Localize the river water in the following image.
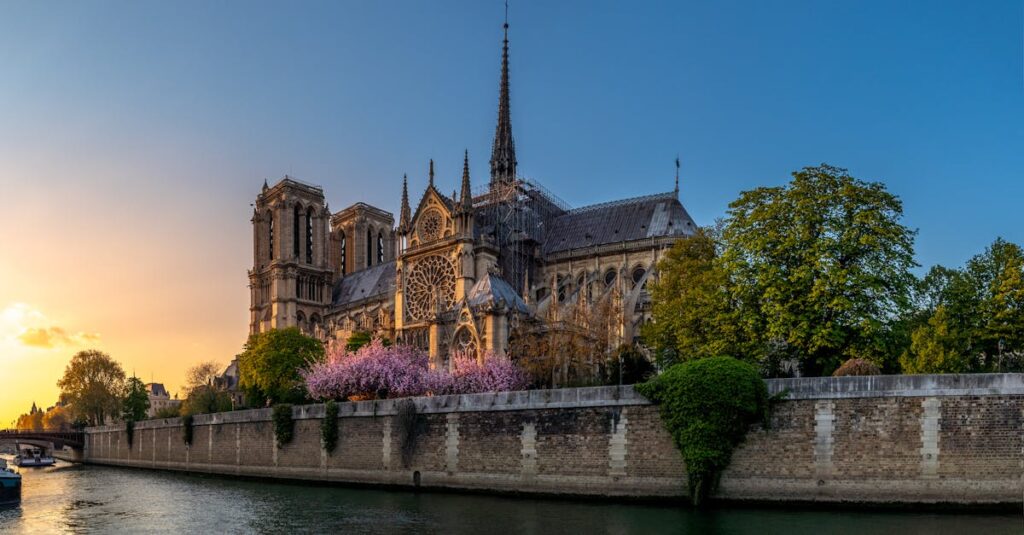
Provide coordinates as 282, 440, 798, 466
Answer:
0, 460, 1020, 534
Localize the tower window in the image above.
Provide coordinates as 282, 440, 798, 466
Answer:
366, 228, 372, 266
377, 232, 384, 264
293, 206, 300, 258
306, 208, 313, 264
268, 214, 274, 260
340, 231, 347, 276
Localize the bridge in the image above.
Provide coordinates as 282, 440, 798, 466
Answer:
0, 430, 86, 462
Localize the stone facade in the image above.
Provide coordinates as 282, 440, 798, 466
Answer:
84, 374, 1024, 505
246, 22, 697, 369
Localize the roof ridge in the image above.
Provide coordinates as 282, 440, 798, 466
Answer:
564, 191, 677, 215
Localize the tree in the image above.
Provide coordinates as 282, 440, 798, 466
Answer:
900, 306, 971, 373
720, 164, 917, 376
642, 227, 748, 369
181, 385, 232, 416
122, 377, 150, 422
185, 361, 222, 393
43, 406, 71, 430
238, 327, 325, 405
57, 350, 126, 426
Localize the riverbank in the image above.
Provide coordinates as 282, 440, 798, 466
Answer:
83, 374, 1024, 507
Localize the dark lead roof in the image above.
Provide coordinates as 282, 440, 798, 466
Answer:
541, 192, 696, 256
331, 261, 396, 308
467, 272, 529, 314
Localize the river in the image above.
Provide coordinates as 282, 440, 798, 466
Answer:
0, 460, 1020, 534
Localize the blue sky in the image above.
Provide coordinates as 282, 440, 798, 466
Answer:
0, 1, 1022, 410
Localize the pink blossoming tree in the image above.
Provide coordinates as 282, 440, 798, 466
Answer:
302, 339, 530, 401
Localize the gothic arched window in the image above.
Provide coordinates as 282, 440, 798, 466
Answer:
452, 327, 479, 361
377, 232, 384, 264
604, 269, 617, 287
268, 213, 274, 260
366, 228, 373, 266
293, 206, 300, 258
340, 231, 347, 276
632, 266, 646, 288
305, 208, 314, 264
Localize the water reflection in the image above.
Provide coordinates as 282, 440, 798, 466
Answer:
0, 459, 1019, 534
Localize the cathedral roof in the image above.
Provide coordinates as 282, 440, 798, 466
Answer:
467, 272, 529, 314
331, 261, 396, 309
541, 192, 697, 256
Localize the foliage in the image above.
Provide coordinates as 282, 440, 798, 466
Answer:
303, 340, 530, 400
15, 410, 44, 431
42, 406, 71, 431
182, 414, 194, 445
321, 400, 339, 453
636, 357, 768, 507
604, 345, 657, 385
426, 353, 531, 395
645, 165, 917, 376
239, 327, 325, 405
57, 350, 127, 426
643, 226, 747, 369
125, 419, 135, 447
185, 361, 223, 392
344, 331, 391, 352
154, 405, 181, 419
899, 239, 1024, 373
181, 385, 233, 416
832, 358, 882, 377
122, 377, 150, 422
271, 404, 294, 447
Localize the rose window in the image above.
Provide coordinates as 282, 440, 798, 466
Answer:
405, 254, 456, 321
419, 210, 443, 242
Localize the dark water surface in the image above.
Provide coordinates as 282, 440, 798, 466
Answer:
0, 460, 1020, 534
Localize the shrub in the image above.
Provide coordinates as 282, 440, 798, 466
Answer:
832, 358, 882, 377
321, 400, 339, 453
154, 405, 181, 419
636, 356, 768, 507
426, 353, 530, 395
303, 341, 530, 401
272, 404, 294, 447
182, 414, 194, 445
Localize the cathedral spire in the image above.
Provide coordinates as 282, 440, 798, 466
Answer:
489, 10, 517, 188
399, 174, 411, 233
674, 155, 680, 196
460, 149, 473, 211
428, 159, 435, 188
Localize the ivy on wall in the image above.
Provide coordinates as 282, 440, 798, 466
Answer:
272, 404, 294, 447
636, 356, 768, 507
321, 400, 339, 453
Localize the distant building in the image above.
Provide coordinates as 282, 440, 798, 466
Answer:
146, 383, 181, 418
214, 359, 244, 407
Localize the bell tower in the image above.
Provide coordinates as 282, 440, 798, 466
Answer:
249, 176, 332, 337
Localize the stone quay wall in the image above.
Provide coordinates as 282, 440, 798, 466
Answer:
83, 374, 1024, 505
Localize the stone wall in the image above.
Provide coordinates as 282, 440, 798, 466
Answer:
84, 375, 1024, 505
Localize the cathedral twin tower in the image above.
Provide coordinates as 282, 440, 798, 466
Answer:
249, 19, 696, 368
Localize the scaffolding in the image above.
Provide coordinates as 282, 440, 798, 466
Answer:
472, 176, 569, 297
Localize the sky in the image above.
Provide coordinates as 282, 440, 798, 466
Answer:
0, 0, 1021, 425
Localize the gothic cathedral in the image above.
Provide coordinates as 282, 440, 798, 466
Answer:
248, 21, 697, 370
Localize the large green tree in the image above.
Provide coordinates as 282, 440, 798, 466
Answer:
57, 350, 126, 426
122, 377, 150, 422
646, 164, 917, 376
238, 327, 324, 405
643, 227, 747, 369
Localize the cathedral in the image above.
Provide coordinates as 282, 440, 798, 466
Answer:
248, 20, 697, 370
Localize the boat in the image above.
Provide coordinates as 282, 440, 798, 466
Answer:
12, 446, 55, 468
0, 459, 21, 504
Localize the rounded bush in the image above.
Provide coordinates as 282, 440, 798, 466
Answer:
832, 358, 881, 377
636, 356, 767, 506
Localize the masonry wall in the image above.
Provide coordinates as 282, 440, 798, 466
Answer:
84, 375, 1024, 505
